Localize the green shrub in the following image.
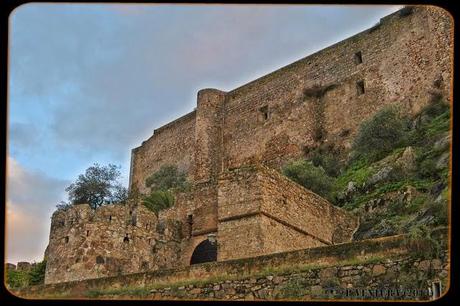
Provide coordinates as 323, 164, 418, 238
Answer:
336, 160, 374, 190
422, 96, 450, 119
145, 164, 189, 191
6, 260, 47, 289
142, 190, 175, 216
407, 98, 450, 146
6, 269, 29, 289
352, 106, 409, 162
425, 111, 450, 137
423, 192, 449, 227
405, 225, 442, 259
311, 149, 342, 177
283, 160, 336, 201
417, 159, 439, 179
405, 195, 428, 214
28, 260, 47, 286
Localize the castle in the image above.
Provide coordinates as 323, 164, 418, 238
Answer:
44, 6, 452, 285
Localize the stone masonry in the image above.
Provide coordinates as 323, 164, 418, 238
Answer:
21, 229, 449, 300
44, 6, 452, 285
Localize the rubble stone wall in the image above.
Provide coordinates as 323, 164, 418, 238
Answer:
44, 203, 183, 284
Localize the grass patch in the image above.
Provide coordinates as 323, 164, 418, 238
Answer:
336, 162, 374, 191
425, 111, 450, 137
342, 179, 435, 211
85, 286, 151, 298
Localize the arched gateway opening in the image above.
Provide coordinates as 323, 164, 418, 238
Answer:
190, 239, 217, 265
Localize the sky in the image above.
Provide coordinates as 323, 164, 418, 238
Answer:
6, 3, 402, 264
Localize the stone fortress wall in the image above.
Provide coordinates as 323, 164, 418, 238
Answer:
221, 6, 451, 172
44, 6, 452, 285
130, 5, 452, 189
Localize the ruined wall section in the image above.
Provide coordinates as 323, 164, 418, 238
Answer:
217, 166, 358, 261
130, 111, 196, 194
45, 203, 183, 284
222, 6, 452, 171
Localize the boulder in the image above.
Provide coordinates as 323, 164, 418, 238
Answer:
360, 219, 397, 239
434, 133, 451, 151
435, 152, 450, 170
347, 181, 357, 193
367, 166, 393, 186
372, 264, 386, 276
396, 147, 417, 174
401, 185, 418, 203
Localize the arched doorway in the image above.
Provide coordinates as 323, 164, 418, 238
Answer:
190, 239, 217, 265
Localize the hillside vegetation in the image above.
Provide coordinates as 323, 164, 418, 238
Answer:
283, 97, 450, 240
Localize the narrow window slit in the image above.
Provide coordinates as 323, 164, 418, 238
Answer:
356, 80, 365, 95
354, 51, 363, 64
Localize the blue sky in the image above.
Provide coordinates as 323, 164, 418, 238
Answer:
6, 3, 401, 264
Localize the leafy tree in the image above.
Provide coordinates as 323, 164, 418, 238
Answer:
352, 106, 409, 162
142, 190, 175, 216
62, 163, 127, 210
282, 160, 336, 201
145, 165, 188, 191
28, 260, 47, 286
111, 184, 128, 204
55, 201, 73, 212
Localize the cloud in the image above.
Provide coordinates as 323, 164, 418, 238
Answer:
6, 156, 69, 263
5, 201, 50, 264
9, 122, 41, 154
25, 5, 399, 159
7, 4, 401, 263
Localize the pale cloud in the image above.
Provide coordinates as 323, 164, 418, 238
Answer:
5, 201, 50, 264
6, 156, 69, 264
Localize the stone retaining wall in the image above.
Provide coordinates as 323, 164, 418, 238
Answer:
15, 228, 449, 301
118, 255, 448, 301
